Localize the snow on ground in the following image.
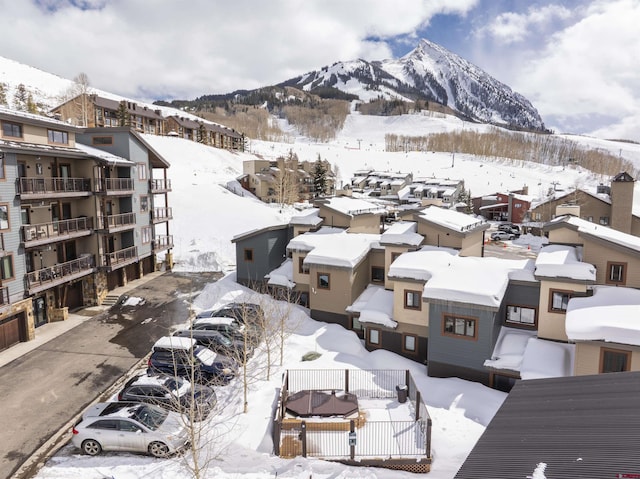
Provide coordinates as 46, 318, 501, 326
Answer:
35, 274, 505, 479
16, 96, 638, 478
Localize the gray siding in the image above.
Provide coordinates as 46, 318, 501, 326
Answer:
235, 226, 291, 284
1, 151, 26, 301
428, 302, 497, 379
502, 280, 540, 329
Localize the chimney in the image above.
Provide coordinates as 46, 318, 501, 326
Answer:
610, 172, 634, 234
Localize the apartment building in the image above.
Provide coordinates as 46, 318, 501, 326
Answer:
0, 107, 172, 351
51, 94, 244, 151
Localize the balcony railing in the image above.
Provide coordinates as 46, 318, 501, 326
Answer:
100, 212, 136, 231
103, 246, 138, 268
18, 177, 92, 198
151, 207, 173, 223
150, 179, 172, 193
23, 217, 94, 246
0, 286, 9, 306
95, 177, 134, 195
26, 255, 95, 294
152, 235, 174, 252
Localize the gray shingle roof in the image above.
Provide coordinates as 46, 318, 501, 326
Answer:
455, 371, 640, 479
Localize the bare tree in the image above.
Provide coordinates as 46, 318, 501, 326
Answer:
58, 72, 92, 126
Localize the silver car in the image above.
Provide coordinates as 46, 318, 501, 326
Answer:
72, 402, 189, 457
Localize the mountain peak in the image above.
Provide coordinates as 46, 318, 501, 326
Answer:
284, 39, 546, 131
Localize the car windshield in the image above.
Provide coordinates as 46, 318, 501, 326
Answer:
131, 404, 168, 431
218, 334, 232, 346
195, 347, 217, 366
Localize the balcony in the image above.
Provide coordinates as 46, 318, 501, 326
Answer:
23, 217, 94, 248
102, 246, 138, 270
26, 254, 95, 295
99, 212, 136, 233
150, 179, 172, 193
95, 178, 135, 196
18, 177, 92, 199
152, 235, 174, 252
151, 207, 173, 223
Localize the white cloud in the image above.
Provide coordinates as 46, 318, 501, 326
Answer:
0, 0, 477, 101
477, 4, 573, 44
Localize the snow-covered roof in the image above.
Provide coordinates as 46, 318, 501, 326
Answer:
265, 258, 295, 289
289, 208, 322, 226
346, 284, 397, 328
288, 228, 381, 268
534, 244, 595, 282
397, 185, 412, 200
320, 197, 386, 217
380, 221, 423, 246
566, 286, 640, 346
76, 142, 133, 165
416, 206, 486, 232
389, 246, 534, 307
549, 215, 640, 253
484, 327, 575, 380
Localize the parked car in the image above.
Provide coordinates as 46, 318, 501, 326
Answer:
117, 373, 216, 420
196, 302, 264, 325
71, 401, 188, 457
491, 231, 516, 241
191, 316, 248, 342
498, 223, 520, 236
147, 336, 238, 385
172, 328, 252, 360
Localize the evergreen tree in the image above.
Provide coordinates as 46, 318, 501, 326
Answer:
312, 155, 328, 198
197, 123, 207, 143
26, 93, 38, 114
117, 101, 129, 127
13, 83, 28, 111
0, 82, 8, 107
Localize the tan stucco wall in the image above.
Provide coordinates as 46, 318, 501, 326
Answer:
537, 279, 587, 341
308, 265, 354, 315
459, 231, 485, 257
581, 237, 640, 288
291, 252, 310, 288
348, 214, 381, 234
384, 246, 413, 290
392, 279, 428, 328
547, 227, 582, 245
574, 342, 640, 375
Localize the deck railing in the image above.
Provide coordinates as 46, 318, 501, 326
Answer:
103, 246, 137, 267
23, 217, 94, 244
26, 255, 95, 291
95, 177, 134, 193
150, 179, 172, 192
151, 207, 172, 222
152, 235, 174, 251
100, 212, 136, 230
18, 177, 92, 195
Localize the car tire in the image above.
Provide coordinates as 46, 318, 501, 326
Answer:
149, 441, 170, 458
81, 439, 102, 456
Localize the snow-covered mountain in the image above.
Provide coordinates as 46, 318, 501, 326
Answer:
281, 39, 546, 132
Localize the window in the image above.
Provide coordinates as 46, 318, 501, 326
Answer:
371, 266, 385, 283
403, 334, 417, 353
599, 216, 609, 225
404, 290, 421, 310
600, 348, 631, 373
317, 272, 330, 290
0, 255, 13, 280
443, 314, 477, 339
47, 129, 69, 144
141, 226, 151, 244
368, 328, 380, 346
298, 256, 309, 274
351, 316, 363, 332
607, 262, 626, 285
137, 163, 148, 180
2, 121, 22, 138
506, 305, 536, 326
243, 248, 254, 262
549, 290, 572, 312
0, 204, 9, 230
92, 136, 113, 146
140, 195, 149, 213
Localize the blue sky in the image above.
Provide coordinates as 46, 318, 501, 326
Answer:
1, 0, 639, 140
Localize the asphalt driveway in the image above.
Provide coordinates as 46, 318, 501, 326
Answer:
0, 272, 220, 479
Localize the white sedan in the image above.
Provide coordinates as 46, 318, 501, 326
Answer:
72, 402, 188, 457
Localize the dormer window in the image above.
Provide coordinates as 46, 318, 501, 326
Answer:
2, 121, 23, 138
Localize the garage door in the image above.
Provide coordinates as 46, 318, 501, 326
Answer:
0, 314, 22, 351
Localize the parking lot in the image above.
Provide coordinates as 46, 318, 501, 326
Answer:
0, 272, 220, 479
